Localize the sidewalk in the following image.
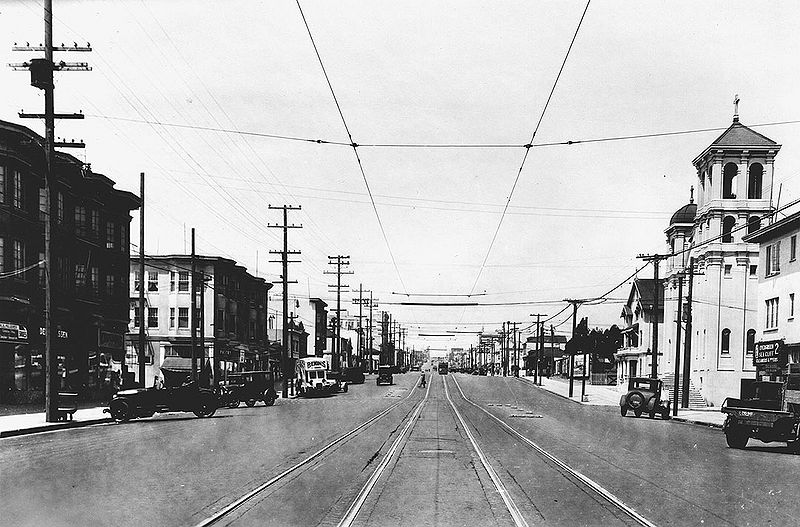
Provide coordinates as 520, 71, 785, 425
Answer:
518, 375, 725, 428
0, 406, 111, 438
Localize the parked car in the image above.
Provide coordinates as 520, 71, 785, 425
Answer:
376, 365, 394, 386
105, 381, 217, 422
620, 377, 671, 419
341, 367, 365, 384
232, 371, 278, 407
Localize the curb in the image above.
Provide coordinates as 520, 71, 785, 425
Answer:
0, 417, 113, 438
671, 416, 723, 430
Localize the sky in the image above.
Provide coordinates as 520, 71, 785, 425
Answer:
1, 1, 799, 352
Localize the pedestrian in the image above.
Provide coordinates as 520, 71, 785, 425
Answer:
420, 370, 426, 388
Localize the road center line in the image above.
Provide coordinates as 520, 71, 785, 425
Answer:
443, 376, 530, 527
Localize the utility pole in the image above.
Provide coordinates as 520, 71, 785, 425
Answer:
351, 284, 365, 369
268, 205, 302, 398
138, 174, 145, 388
191, 228, 197, 382
673, 271, 684, 417
368, 292, 377, 372
638, 254, 666, 379
682, 257, 695, 409
11, 1, 91, 422
530, 314, 547, 383
325, 255, 352, 371
564, 299, 584, 398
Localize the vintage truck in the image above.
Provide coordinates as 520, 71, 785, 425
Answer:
721, 340, 800, 449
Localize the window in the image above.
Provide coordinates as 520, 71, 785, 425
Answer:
170, 271, 176, 291
750, 264, 758, 276
39, 188, 47, 221
178, 307, 189, 328
106, 222, 116, 249
178, 271, 189, 292
106, 274, 116, 296
748, 163, 763, 199
724, 264, 732, 276
75, 264, 86, 288
147, 307, 158, 328
721, 328, 731, 354
195, 308, 201, 329
90, 266, 99, 295
12, 169, 23, 208
791, 293, 796, 318
766, 298, 779, 329
56, 192, 63, 223
792, 236, 797, 262
133, 305, 140, 328
133, 271, 141, 291
766, 242, 781, 275
75, 205, 87, 236
13, 240, 23, 271
722, 216, 736, 243
169, 308, 175, 328
748, 216, 761, 235
746, 329, 756, 357
120, 227, 127, 253
0, 165, 4, 203
38, 252, 45, 288
723, 162, 737, 199
147, 271, 158, 291
0, 238, 4, 274
90, 209, 99, 237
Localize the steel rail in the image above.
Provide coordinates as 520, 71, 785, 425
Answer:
192, 380, 423, 527
443, 376, 530, 527
452, 375, 657, 527
336, 378, 431, 527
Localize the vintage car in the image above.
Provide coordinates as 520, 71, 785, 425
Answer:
225, 371, 278, 407
341, 367, 365, 384
376, 365, 394, 386
105, 381, 217, 421
620, 377, 671, 419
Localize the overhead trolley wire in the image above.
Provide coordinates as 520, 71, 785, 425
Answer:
295, 0, 408, 294
467, 0, 592, 297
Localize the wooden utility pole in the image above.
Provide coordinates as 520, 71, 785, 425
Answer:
368, 292, 377, 372
530, 313, 547, 383
268, 205, 302, 398
139, 174, 146, 387
564, 299, 583, 398
191, 228, 197, 382
682, 257, 695, 408
673, 271, 684, 416
325, 255, 352, 371
637, 254, 666, 379
12, 1, 91, 421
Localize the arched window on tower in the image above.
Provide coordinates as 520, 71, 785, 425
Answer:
748, 163, 763, 199
723, 163, 738, 199
748, 215, 761, 234
722, 216, 736, 243
746, 329, 756, 357
721, 328, 731, 354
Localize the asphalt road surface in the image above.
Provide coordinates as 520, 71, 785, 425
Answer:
3, 372, 800, 526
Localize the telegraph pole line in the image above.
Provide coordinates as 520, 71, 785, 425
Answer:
564, 299, 587, 398
11, 2, 91, 422
139, 174, 145, 388
637, 253, 667, 379
673, 270, 684, 417
682, 257, 695, 409
191, 228, 197, 382
351, 285, 371, 370
530, 313, 548, 384
268, 205, 302, 398
325, 255, 352, 371
368, 292, 378, 372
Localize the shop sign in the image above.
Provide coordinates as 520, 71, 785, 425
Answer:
39, 327, 68, 339
0, 322, 27, 343
754, 340, 786, 366
99, 331, 124, 350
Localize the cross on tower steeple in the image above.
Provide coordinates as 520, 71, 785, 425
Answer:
733, 94, 740, 122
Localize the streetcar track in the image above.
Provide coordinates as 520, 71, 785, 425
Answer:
452, 375, 658, 527
443, 375, 531, 527
335, 375, 432, 527
191, 379, 425, 527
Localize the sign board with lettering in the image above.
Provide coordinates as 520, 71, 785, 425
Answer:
754, 340, 786, 366
0, 322, 27, 343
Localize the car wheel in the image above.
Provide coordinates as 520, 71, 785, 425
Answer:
264, 394, 276, 406
245, 399, 256, 407
227, 398, 240, 409
620, 405, 628, 417
661, 407, 671, 420
194, 398, 216, 418
110, 400, 131, 422
343, 384, 348, 393
649, 408, 657, 419
725, 425, 749, 449
626, 391, 645, 416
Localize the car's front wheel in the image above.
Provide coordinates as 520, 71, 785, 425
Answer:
245, 399, 256, 407
620, 404, 628, 417
227, 398, 240, 409
194, 397, 217, 418
109, 400, 131, 422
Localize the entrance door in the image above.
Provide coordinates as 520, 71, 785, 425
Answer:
629, 360, 637, 378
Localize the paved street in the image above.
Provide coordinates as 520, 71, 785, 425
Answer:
4, 371, 800, 526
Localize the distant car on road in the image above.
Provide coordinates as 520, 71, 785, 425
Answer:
376, 365, 394, 386
438, 362, 449, 375
341, 367, 365, 384
620, 377, 671, 419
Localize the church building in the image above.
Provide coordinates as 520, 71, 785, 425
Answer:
661, 101, 780, 406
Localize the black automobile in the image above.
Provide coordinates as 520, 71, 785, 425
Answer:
105, 381, 217, 422
341, 367, 366, 384
376, 366, 394, 386
227, 371, 278, 407
620, 377, 671, 419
